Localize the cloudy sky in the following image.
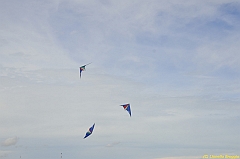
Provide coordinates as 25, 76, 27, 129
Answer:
1, 0, 240, 159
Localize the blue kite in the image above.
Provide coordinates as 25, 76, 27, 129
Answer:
84, 123, 95, 139
79, 63, 91, 78
120, 103, 131, 117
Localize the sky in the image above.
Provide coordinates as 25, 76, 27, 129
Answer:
0, 0, 240, 159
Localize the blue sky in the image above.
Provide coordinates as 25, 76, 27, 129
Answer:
0, 0, 240, 159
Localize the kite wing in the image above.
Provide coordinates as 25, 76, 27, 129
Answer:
120, 104, 131, 117
79, 63, 91, 78
84, 123, 95, 139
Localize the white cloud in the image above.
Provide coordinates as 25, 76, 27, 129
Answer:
195, 35, 240, 71
0, 0, 76, 71
106, 141, 120, 147
1, 137, 18, 146
0, 151, 11, 158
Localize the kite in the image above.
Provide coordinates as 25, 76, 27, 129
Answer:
83, 123, 95, 139
79, 63, 91, 78
120, 103, 131, 117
